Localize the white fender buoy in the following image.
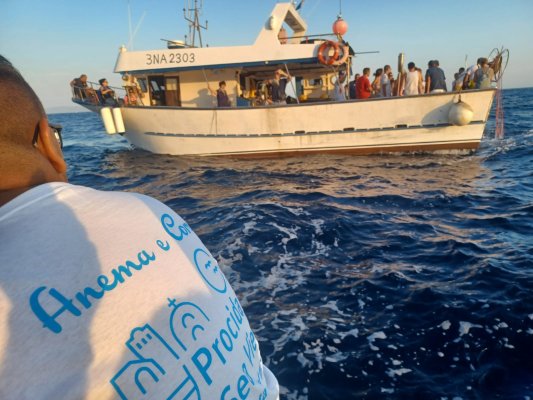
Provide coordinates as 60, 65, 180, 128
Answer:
448, 99, 474, 126
112, 107, 126, 133
100, 107, 117, 134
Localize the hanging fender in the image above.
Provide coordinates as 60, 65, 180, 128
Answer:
317, 41, 340, 66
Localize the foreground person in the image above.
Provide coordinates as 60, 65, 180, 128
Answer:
0, 55, 278, 399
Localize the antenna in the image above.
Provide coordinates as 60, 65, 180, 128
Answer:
183, 0, 208, 48
127, 1, 147, 50
128, 0, 133, 49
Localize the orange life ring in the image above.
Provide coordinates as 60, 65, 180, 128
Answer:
331, 45, 349, 66
318, 41, 340, 65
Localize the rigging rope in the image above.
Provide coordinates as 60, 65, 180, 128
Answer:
488, 47, 509, 140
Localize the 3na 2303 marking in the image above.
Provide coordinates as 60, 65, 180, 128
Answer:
145, 52, 196, 66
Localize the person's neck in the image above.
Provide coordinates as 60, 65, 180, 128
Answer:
0, 151, 66, 207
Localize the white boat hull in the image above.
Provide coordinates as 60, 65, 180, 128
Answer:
118, 89, 495, 156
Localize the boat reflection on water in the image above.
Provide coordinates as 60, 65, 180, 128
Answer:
102, 149, 488, 206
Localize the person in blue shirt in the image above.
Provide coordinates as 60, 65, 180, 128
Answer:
208, 81, 231, 107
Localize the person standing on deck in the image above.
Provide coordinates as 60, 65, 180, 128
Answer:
403, 62, 423, 96
208, 80, 231, 107
463, 58, 482, 89
269, 69, 290, 104
425, 60, 447, 94
356, 68, 372, 99
371, 68, 383, 97
334, 71, 347, 101
381, 65, 394, 97
474, 58, 495, 89
349, 73, 360, 99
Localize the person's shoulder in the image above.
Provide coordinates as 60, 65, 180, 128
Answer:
55, 184, 168, 211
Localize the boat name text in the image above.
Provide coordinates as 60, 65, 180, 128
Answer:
145, 52, 196, 66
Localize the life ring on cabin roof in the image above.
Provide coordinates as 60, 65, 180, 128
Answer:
331, 44, 349, 66
317, 41, 340, 65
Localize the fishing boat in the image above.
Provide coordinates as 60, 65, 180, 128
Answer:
72, 1, 505, 157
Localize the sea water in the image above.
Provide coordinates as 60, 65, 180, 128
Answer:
50, 88, 533, 399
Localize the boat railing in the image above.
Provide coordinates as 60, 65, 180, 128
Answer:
286, 33, 340, 43
71, 81, 126, 106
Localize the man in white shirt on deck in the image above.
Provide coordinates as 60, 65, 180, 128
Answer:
463, 57, 483, 89
0, 54, 279, 400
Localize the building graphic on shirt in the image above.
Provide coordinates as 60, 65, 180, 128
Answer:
110, 298, 211, 399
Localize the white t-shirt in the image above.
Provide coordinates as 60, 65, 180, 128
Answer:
404, 70, 420, 96
466, 64, 479, 83
334, 79, 346, 101
0, 183, 278, 400
380, 74, 391, 97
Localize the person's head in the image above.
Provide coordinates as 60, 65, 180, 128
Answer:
98, 78, 108, 86
408, 62, 415, 71
354, 73, 361, 81
477, 57, 484, 65
218, 80, 226, 89
363, 67, 370, 76
374, 68, 383, 77
428, 60, 434, 68
79, 74, 87, 83
384, 65, 391, 73
479, 57, 489, 67
454, 72, 459, 80
459, 67, 465, 73
0, 55, 67, 194
434, 60, 440, 67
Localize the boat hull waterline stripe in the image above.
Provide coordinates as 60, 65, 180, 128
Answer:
142, 121, 486, 139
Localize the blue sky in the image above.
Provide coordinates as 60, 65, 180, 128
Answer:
1, 0, 532, 112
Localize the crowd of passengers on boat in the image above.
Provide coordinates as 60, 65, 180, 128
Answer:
70, 55, 495, 109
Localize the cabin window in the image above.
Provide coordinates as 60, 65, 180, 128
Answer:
147, 75, 181, 107
148, 76, 166, 106
309, 78, 323, 86
137, 78, 148, 93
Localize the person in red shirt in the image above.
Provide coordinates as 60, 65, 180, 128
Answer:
355, 67, 372, 99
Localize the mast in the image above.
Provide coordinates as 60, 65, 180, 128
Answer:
183, 0, 208, 48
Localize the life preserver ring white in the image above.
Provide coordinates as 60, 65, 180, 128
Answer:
332, 45, 349, 66
318, 41, 339, 66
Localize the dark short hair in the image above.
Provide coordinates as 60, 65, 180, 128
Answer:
0, 54, 44, 143
434, 60, 440, 66
374, 68, 383, 77
408, 62, 415, 70
459, 67, 465, 73
363, 67, 370, 75
99, 78, 106, 85
219, 80, 226, 87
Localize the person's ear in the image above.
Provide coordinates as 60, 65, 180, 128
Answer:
37, 117, 67, 177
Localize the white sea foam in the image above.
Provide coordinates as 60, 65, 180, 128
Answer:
367, 331, 387, 351
440, 320, 451, 331
386, 367, 412, 377
459, 321, 483, 336
340, 328, 359, 339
